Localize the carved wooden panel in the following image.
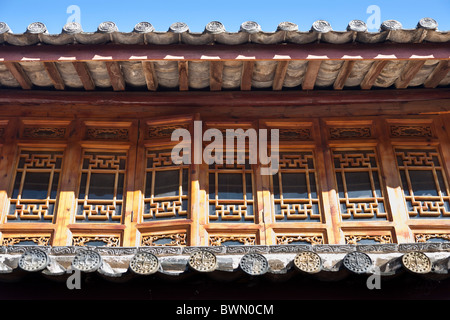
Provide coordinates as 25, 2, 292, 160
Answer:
329, 127, 372, 139
141, 232, 187, 246
271, 152, 321, 221
332, 149, 388, 220
72, 235, 120, 247
275, 234, 323, 245
395, 148, 450, 218
344, 234, 392, 245
142, 149, 189, 221
85, 128, 129, 141
75, 151, 127, 222
209, 235, 256, 246
1, 235, 51, 246
22, 127, 67, 139
415, 233, 450, 242
390, 125, 433, 138
7, 150, 63, 222
147, 124, 189, 139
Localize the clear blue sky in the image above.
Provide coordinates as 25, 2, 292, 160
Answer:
0, 0, 449, 33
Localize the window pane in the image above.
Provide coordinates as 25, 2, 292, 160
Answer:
409, 171, 438, 197
88, 173, 116, 199
345, 171, 373, 198
154, 170, 179, 197
218, 173, 243, 200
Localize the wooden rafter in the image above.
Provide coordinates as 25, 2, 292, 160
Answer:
72, 61, 95, 91
395, 60, 426, 89
4, 62, 33, 90
141, 61, 158, 91
333, 60, 355, 90
272, 61, 289, 91
105, 61, 125, 91
210, 61, 224, 91
424, 60, 450, 88
43, 62, 65, 90
302, 60, 321, 90
241, 61, 254, 91
360, 60, 389, 90
178, 61, 188, 91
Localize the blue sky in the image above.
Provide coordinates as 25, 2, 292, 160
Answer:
0, 0, 449, 33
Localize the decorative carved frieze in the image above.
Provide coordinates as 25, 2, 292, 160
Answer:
72, 236, 120, 247
276, 235, 323, 245
415, 233, 450, 243
141, 233, 187, 247
22, 127, 66, 139
147, 124, 189, 139
209, 235, 256, 246
329, 127, 371, 139
85, 128, 129, 140
390, 125, 433, 138
277, 128, 312, 141
2, 236, 51, 246
345, 235, 392, 245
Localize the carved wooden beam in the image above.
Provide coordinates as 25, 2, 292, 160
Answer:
141, 61, 158, 91
302, 60, 321, 90
105, 61, 125, 91
4, 62, 33, 90
178, 61, 189, 91
72, 61, 95, 91
241, 61, 254, 91
272, 61, 289, 91
395, 60, 426, 89
424, 60, 450, 88
43, 62, 65, 90
210, 61, 224, 91
333, 60, 355, 90
360, 60, 389, 90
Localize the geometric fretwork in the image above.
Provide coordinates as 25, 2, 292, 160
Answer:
75, 151, 127, 222
272, 152, 321, 221
333, 149, 388, 220
208, 153, 255, 222
143, 149, 189, 221
396, 148, 450, 218
7, 150, 63, 222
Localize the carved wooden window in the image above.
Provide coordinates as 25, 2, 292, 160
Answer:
395, 148, 450, 218
332, 149, 388, 220
143, 149, 189, 221
271, 152, 321, 221
7, 150, 63, 223
208, 154, 255, 223
75, 151, 127, 223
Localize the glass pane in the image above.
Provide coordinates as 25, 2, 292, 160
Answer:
409, 171, 438, 196
88, 173, 116, 199
22, 172, 50, 199
218, 173, 243, 200
154, 170, 179, 197
345, 171, 373, 198
281, 172, 308, 199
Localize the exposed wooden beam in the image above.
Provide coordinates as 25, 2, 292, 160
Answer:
302, 60, 321, 90
395, 60, 426, 89
0, 43, 448, 62
360, 60, 389, 90
210, 61, 224, 91
43, 62, 65, 90
72, 61, 95, 91
272, 61, 289, 91
4, 62, 33, 90
241, 61, 254, 91
333, 60, 355, 90
178, 61, 189, 91
105, 61, 125, 91
424, 60, 450, 88
141, 61, 158, 91
1, 88, 447, 108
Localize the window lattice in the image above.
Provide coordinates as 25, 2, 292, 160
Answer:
143, 149, 189, 221
333, 150, 388, 220
271, 152, 321, 221
396, 148, 450, 218
208, 153, 255, 222
7, 150, 63, 222
76, 151, 127, 222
